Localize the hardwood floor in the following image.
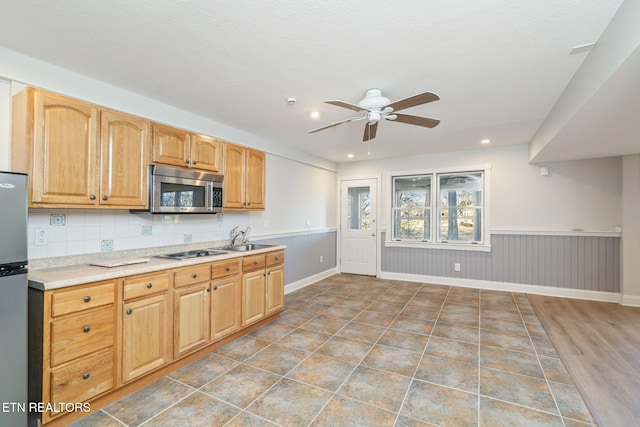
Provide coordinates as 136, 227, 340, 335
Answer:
529, 295, 640, 427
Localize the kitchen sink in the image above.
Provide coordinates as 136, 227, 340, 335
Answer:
217, 243, 277, 252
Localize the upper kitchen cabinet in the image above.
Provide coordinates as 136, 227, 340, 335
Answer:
100, 109, 150, 208
223, 142, 265, 210
11, 88, 150, 209
12, 88, 99, 207
151, 123, 222, 173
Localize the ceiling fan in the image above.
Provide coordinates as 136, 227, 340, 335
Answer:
308, 88, 440, 141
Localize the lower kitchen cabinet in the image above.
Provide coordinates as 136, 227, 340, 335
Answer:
211, 274, 242, 341
241, 250, 285, 326
28, 279, 118, 425
241, 269, 266, 327
121, 293, 171, 383
266, 265, 285, 316
173, 283, 211, 359
29, 248, 285, 426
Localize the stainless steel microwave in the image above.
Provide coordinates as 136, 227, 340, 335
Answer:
145, 165, 223, 214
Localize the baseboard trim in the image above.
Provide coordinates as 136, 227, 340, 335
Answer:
378, 271, 622, 304
621, 294, 640, 307
285, 267, 339, 294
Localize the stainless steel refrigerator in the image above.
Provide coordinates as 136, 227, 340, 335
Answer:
0, 171, 28, 427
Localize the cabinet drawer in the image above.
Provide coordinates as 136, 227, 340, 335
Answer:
242, 254, 265, 272
51, 281, 115, 317
123, 271, 169, 300
212, 258, 241, 279
50, 306, 114, 366
266, 250, 285, 267
50, 347, 114, 406
174, 263, 212, 288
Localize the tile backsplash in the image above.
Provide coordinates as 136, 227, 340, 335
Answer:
27, 208, 246, 260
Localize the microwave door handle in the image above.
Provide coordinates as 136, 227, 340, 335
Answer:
206, 182, 214, 211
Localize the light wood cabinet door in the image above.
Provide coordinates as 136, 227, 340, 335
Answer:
211, 275, 241, 341
31, 89, 100, 206
152, 123, 191, 167
191, 134, 222, 172
100, 110, 150, 208
222, 143, 265, 210
266, 265, 284, 316
173, 283, 210, 359
246, 148, 266, 210
241, 270, 265, 327
223, 142, 246, 209
121, 293, 171, 383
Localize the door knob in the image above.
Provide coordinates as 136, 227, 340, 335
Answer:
371, 233, 376, 237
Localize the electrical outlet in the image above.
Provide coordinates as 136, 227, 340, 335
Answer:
320, 256, 324, 263
50, 214, 66, 226
101, 240, 113, 251
184, 234, 192, 243
454, 263, 461, 272
142, 225, 153, 236
35, 229, 48, 246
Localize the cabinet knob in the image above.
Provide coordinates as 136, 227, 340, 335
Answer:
225, 267, 230, 271
82, 372, 90, 380
126, 309, 133, 315
185, 159, 190, 164
275, 257, 279, 261
102, 195, 108, 201
253, 261, 258, 265
192, 273, 198, 279
89, 195, 96, 200
206, 288, 211, 292
146, 282, 153, 288
84, 296, 91, 303
83, 325, 91, 333
247, 202, 251, 206
192, 161, 197, 165
213, 286, 218, 290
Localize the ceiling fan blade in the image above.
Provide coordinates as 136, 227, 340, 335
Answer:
308, 116, 363, 133
385, 92, 440, 112
390, 113, 440, 128
326, 100, 369, 112
363, 122, 378, 141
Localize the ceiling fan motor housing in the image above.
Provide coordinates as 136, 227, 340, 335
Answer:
358, 89, 391, 110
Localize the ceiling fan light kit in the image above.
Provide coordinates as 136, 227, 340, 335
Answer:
308, 88, 440, 141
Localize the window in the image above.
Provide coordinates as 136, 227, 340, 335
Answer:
346, 186, 371, 230
391, 169, 487, 248
392, 175, 431, 241
437, 172, 483, 243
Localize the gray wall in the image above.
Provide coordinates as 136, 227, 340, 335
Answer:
382, 233, 620, 293
258, 231, 337, 285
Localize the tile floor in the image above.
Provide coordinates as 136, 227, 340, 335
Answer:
71, 274, 595, 426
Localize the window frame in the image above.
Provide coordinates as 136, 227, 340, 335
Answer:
386, 165, 491, 252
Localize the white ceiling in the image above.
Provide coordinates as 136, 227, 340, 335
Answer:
0, 0, 635, 164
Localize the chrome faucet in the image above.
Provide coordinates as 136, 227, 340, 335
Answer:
230, 226, 243, 246
230, 226, 251, 246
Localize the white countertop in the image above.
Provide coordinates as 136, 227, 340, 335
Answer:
28, 245, 286, 291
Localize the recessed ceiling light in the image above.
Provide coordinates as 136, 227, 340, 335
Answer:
347, 154, 354, 158
310, 111, 320, 119
481, 139, 490, 144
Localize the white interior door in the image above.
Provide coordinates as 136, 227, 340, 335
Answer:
340, 179, 377, 276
